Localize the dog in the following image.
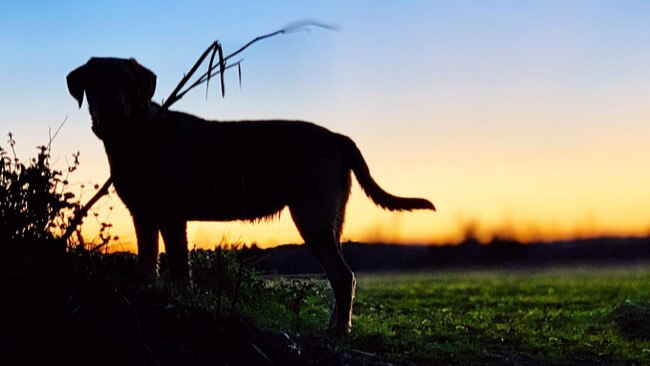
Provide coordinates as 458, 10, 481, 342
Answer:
67, 57, 435, 335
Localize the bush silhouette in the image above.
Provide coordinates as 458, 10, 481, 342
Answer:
0, 133, 79, 243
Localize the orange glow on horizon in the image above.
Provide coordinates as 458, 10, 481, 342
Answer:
86, 179, 650, 253
76, 97, 650, 253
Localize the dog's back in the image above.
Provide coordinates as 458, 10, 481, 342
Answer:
151, 108, 347, 221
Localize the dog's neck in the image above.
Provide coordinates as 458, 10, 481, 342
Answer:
100, 101, 168, 182
132, 100, 162, 126
97, 101, 161, 140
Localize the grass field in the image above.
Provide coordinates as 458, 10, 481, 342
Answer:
4, 242, 649, 365
340, 266, 650, 365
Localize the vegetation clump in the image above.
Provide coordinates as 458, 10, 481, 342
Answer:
0, 133, 79, 243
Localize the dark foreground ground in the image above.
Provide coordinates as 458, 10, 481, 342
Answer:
1, 240, 648, 365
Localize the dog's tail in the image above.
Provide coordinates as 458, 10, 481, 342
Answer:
339, 135, 435, 212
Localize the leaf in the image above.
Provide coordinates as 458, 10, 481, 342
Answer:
217, 43, 226, 97
238, 63, 242, 89
206, 41, 218, 100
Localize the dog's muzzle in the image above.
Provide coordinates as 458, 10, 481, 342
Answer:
89, 96, 131, 139
90, 108, 105, 139
91, 123, 104, 139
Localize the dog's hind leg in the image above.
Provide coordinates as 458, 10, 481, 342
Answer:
329, 186, 351, 328
133, 214, 159, 281
289, 205, 356, 336
335, 170, 352, 246
331, 170, 353, 326
159, 218, 190, 285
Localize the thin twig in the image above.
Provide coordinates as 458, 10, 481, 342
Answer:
60, 177, 112, 243
238, 63, 242, 89
161, 41, 219, 110
206, 43, 218, 100
184, 29, 285, 96
218, 43, 225, 97
174, 21, 335, 104
172, 61, 242, 104
47, 115, 68, 151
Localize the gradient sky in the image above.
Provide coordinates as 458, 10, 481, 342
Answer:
2, 1, 650, 250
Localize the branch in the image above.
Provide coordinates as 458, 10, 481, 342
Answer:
46, 115, 68, 152
161, 41, 220, 110
168, 21, 335, 108
172, 61, 242, 104
61, 177, 113, 243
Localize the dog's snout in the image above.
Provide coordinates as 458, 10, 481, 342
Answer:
90, 107, 100, 124
87, 94, 130, 140
91, 123, 103, 139
89, 94, 130, 125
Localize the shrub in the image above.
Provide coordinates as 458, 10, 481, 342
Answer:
0, 133, 79, 243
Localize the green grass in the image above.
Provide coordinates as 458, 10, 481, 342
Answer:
5, 241, 648, 364
346, 266, 650, 365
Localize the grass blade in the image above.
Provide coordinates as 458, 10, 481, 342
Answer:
206, 42, 218, 100
218, 42, 225, 97
238, 63, 242, 89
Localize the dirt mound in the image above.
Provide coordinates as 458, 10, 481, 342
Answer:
610, 300, 650, 340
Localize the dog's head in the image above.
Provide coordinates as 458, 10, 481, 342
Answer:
67, 57, 156, 139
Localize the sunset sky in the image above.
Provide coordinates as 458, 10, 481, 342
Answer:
2, 1, 650, 250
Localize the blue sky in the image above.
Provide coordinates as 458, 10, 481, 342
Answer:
2, 1, 650, 248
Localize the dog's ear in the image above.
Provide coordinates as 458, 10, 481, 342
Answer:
129, 58, 157, 101
66, 65, 87, 108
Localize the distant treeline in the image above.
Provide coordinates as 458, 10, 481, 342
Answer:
240, 237, 650, 274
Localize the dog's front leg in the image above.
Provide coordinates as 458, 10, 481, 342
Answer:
159, 218, 190, 285
133, 214, 159, 282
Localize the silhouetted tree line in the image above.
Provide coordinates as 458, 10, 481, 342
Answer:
239, 237, 650, 274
